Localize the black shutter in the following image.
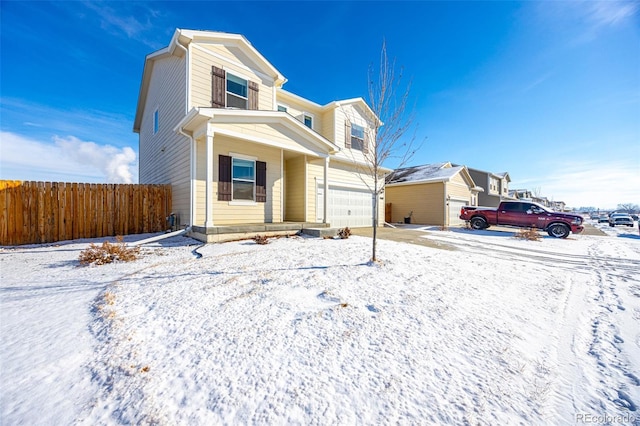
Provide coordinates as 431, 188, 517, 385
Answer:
211, 66, 226, 108
218, 155, 232, 201
256, 161, 266, 203
248, 81, 259, 110
345, 121, 352, 149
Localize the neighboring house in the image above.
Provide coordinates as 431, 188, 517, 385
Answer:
511, 189, 533, 201
134, 29, 385, 242
385, 162, 482, 227
456, 166, 514, 207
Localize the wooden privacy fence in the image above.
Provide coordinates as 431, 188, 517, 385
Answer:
0, 181, 172, 246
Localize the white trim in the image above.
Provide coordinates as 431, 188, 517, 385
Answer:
303, 155, 307, 222
191, 43, 274, 83
449, 195, 470, 202
280, 149, 284, 222
277, 103, 289, 112
316, 179, 372, 191
205, 130, 214, 228
229, 152, 257, 161
302, 112, 314, 130
229, 155, 257, 202
229, 200, 257, 206
214, 126, 328, 157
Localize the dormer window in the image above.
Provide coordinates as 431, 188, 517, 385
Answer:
351, 124, 365, 151
303, 114, 313, 129
226, 74, 248, 109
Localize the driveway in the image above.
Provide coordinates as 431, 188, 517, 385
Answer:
350, 223, 606, 247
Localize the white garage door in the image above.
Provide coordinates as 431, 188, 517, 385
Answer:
448, 199, 468, 227
317, 185, 374, 228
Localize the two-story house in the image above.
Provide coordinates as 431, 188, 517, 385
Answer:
134, 29, 385, 242
455, 166, 514, 207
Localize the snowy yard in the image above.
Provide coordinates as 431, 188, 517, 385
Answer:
1, 222, 639, 425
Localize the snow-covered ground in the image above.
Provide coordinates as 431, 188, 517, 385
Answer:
1, 223, 639, 425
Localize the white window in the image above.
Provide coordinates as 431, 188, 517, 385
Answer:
303, 114, 313, 129
153, 109, 159, 134
232, 158, 255, 200
277, 105, 288, 112
226, 73, 248, 109
351, 124, 365, 151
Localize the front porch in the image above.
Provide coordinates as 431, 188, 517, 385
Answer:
190, 221, 333, 243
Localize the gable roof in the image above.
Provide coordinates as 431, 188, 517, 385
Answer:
387, 162, 451, 184
174, 107, 339, 156
134, 29, 287, 133
386, 162, 478, 189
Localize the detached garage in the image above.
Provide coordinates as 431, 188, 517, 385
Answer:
385, 162, 482, 227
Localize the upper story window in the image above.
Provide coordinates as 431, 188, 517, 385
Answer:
153, 109, 159, 134
212, 66, 258, 110
351, 124, 365, 151
277, 105, 288, 112
226, 73, 248, 109
303, 114, 313, 129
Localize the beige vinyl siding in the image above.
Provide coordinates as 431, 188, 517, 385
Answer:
306, 159, 324, 221
320, 109, 335, 143
210, 122, 322, 155
331, 105, 371, 164
285, 156, 305, 221
275, 93, 323, 132
386, 183, 445, 225
210, 137, 282, 225
446, 173, 472, 202
190, 44, 274, 110
194, 140, 206, 225
138, 54, 191, 226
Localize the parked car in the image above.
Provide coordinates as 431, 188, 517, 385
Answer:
598, 215, 609, 223
631, 214, 639, 221
590, 214, 599, 220
608, 213, 634, 227
460, 201, 584, 238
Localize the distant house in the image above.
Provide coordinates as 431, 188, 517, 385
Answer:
455, 166, 514, 207
134, 29, 386, 242
385, 162, 481, 227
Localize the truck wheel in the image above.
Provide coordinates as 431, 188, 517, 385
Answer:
547, 223, 570, 238
470, 217, 488, 230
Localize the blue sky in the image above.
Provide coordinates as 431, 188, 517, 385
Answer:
1, 1, 638, 209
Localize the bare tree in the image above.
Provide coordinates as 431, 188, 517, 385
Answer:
617, 203, 639, 213
343, 40, 421, 262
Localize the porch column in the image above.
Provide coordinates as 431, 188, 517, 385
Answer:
323, 156, 329, 224
205, 127, 214, 228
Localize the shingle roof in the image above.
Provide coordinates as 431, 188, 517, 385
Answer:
387, 163, 464, 184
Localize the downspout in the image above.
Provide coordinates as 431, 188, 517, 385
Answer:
174, 36, 194, 228
177, 126, 195, 227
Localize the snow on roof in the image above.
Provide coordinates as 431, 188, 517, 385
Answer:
387, 162, 464, 184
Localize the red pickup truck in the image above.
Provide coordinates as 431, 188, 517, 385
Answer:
459, 201, 584, 238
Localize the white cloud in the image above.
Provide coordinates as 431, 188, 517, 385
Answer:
0, 132, 138, 184
586, 1, 639, 28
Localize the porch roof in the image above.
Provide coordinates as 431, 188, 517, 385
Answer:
174, 108, 339, 157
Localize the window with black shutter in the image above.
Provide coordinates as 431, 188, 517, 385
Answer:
211, 66, 259, 110
219, 155, 266, 203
